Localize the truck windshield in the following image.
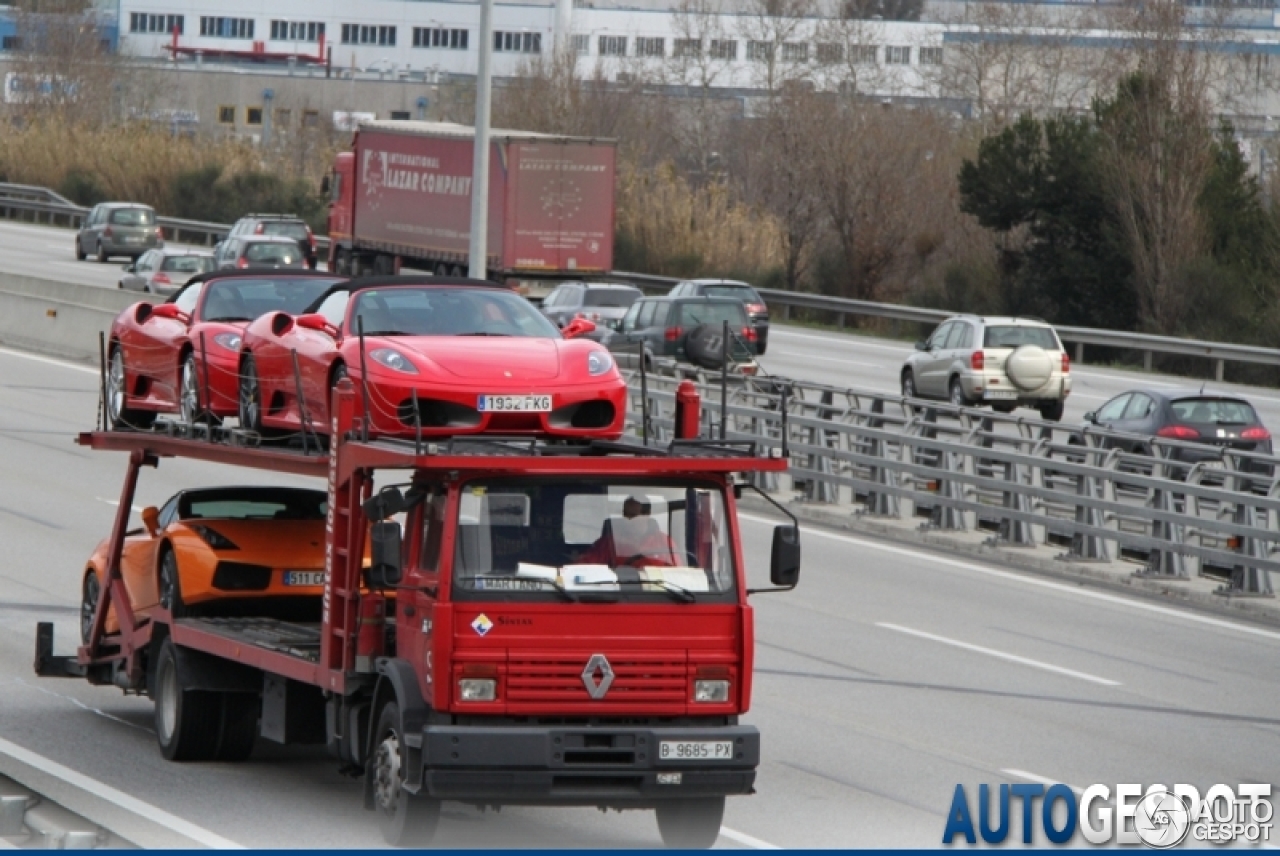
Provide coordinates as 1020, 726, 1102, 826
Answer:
450, 479, 735, 602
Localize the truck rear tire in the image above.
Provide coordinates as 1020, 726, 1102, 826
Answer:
655, 796, 725, 849
154, 637, 221, 761
372, 702, 440, 847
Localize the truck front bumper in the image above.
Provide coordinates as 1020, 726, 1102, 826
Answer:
412, 723, 759, 805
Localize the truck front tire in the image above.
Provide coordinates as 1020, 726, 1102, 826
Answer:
655, 796, 725, 849
372, 701, 440, 847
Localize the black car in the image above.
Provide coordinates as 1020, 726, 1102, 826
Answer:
603, 296, 758, 370
225, 214, 318, 269
540, 282, 642, 337
669, 279, 769, 354
1082, 389, 1273, 469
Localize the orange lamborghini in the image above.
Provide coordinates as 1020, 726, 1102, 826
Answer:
81, 486, 329, 640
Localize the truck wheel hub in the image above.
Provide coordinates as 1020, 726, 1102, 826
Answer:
374, 734, 401, 813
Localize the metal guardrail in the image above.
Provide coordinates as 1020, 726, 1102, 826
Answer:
2, 180, 1277, 380
623, 361, 1279, 597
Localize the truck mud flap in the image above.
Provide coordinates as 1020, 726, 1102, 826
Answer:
33, 623, 89, 679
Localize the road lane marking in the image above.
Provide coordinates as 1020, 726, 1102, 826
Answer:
768, 349, 883, 368
876, 623, 1122, 686
0, 347, 97, 376
739, 513, 1280, 642
10, 678, 152, 733
1002, 768, 1084, 795
0, 736, 243, 848
95, 497, 144, 513
720, 827, 781, 849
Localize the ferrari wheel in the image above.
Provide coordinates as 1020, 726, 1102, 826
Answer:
238, 355, 264, 433
179, 354, 203, 425
106, 348, 154, 431
80, 571, 100, 644
158, 549, 187, 618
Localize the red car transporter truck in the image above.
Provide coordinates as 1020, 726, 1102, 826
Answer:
36, 381, 800, 848
323, 121, 616, 287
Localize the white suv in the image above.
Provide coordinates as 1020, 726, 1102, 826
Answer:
900, 316, 1071, 421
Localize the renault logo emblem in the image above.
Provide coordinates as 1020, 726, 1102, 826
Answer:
581, 654, 614, 699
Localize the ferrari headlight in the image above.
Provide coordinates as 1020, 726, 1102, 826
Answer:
370, 348, 419, 374
212, 332, 242, 351
587, 350, 613, 376
458, 678, 497, 702
694, 680, 730, 703
190, 525, 239, 551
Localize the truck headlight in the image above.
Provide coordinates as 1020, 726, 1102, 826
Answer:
694, 680, 730, 703
458, 678, 496, 702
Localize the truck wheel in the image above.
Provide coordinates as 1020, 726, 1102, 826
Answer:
154, 637, 220, 761
655, 796, 725, 849
372, 702, 440, 847
214, 693, 260, 762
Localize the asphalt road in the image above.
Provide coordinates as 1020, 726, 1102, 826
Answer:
0, 346, 1277, 848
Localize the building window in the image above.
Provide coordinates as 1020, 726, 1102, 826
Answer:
853, 44, 877, 64
885, 45, 910, 64
673, 38, 700, 57
217, 105, 236, 125
494, 31, 541, 53
131, 13, 184, 35
412, 27, 468, 49
2, 36, 22, 51
571, 33, 589, 55
598, 35, 627, 56
781, 42, 808, 63
746, 40, 773, 62
710, 39, 737, 60
275, 108, 292, 128
342, 24, 396, 46
919, 46, 943, 65
302, 110, 320, 128
270, 20, 324, 42
200, 17, 254, 39
816, 42, 843, 64
635, 36, 665, 57
246, 107, 263, 126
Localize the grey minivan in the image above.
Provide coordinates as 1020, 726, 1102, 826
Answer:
77, 203, 163, 263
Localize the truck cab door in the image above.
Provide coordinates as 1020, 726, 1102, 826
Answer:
398, 487, 446, 704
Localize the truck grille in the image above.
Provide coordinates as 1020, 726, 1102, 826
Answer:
506, 653, 686, 705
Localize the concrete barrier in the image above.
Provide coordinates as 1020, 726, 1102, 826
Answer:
0, 275, 146, 364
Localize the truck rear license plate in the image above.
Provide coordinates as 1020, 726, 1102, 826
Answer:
283, 570, 324, 587
478, 394, 551, 412
658, 741, 734, 761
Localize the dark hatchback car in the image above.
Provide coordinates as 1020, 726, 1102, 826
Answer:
669, 279, 770, 354
540, 282, 643, 336
603, 296, 758, 370
1082, 389, 1273, 469
214, 236, 308, 270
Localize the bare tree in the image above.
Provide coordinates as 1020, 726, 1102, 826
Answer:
736, 0, 818, 92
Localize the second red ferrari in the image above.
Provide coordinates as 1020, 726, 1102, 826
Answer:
106, 270, 345, 429
237, 276, 627, 441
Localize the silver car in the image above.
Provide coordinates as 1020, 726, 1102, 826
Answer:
213, 235, 307, 270
900, 315, 1072, 421
77, 203, 163, 263
118, 248, 215, 296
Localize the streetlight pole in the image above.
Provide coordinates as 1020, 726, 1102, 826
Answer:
468, 0, 494, 279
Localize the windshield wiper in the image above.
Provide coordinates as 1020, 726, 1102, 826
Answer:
573, 578, 697, 603
206, 316, 251, 323
363, 329, 408, 336
467, 574, 577, 602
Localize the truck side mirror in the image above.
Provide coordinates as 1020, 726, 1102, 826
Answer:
769, 525, 800, 588
367, 520, 403, 588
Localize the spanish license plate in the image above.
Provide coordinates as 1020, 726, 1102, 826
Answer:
658, 741, 734, 761
478, 394, 551, 412
283, 570, 324, 587
984, 390, 1017, 400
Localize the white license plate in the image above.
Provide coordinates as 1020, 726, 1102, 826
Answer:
1202, 460, 1226, 470
283, 570, 324, 587
658, 741, 734, 761
478, 394, 551, 412
984, 390, 1017, 400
